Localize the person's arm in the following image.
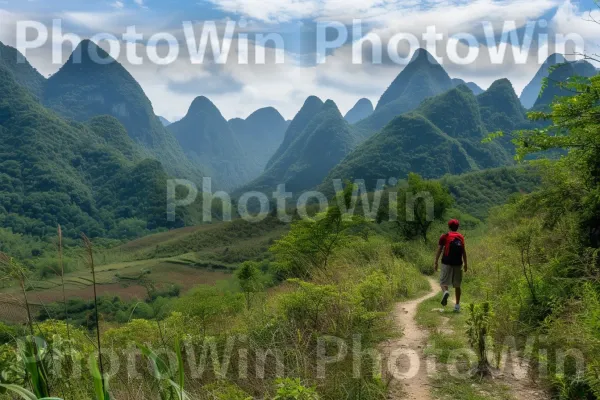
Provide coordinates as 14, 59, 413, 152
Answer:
463, 247, 468, 272
434, 245, 443, 271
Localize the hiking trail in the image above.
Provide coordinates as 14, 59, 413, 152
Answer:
382, 278, 438, 400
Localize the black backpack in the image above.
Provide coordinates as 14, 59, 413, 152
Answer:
442, 232, 464, 266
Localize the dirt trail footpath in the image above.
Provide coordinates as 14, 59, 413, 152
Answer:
382, 279, 438, 400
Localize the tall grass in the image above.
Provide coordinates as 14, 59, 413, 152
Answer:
81, 233, 109, 400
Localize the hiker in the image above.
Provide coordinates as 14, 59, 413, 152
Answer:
434, 219, 468, 312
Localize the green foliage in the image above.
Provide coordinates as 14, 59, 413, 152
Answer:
0, 60, 185, 239
273, 378, 319, 400
379, 173, 453, 241
170, 285, 243, 335
236, 261, 262, 309
466, 302, 493, 377
533, 60, 597, 109
201, 382, 252, 399
137, 338, 187, 400
271, 187, 365, 278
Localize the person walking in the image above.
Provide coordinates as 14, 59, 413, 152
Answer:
434, 219, 468, 312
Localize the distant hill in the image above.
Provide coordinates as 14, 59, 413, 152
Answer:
519, 54, 566, 108
229, 107, 289, 174
354, 49, 453, 138
266, 96, 324, 170
419, 84, 513, 168
158, 116, 171, 126
43, 40, 204, 180
322, 84, 520, 191
477, 78, 529, 151
442, 165, 541, 220
242, 99, 359, 193
451, 78, 484, 95
533, 59, 597, 108
0, 41, 46, 98
169, 96, 256, 189
0, 64, 182, 239
344, 98, 374, 124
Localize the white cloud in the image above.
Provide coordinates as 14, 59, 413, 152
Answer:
111, 1, 125, 10
5, 0, 600, 123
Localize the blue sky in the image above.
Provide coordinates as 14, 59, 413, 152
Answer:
1, 0, 599, 120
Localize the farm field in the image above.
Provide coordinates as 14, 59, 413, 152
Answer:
0, 218, 289, 322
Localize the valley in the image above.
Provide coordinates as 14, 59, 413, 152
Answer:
0, 12, 598, 399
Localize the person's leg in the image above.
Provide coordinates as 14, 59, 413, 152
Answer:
453, 266, 463, 311
440, 264, 451, 306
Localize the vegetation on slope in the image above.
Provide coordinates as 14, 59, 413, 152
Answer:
355, 48, 453, 138
43, 40, 204, 180
244, 99, 359, 193
229, 106, 289, 174
0, 65, 184, 238
169, 96, 255, 189
0, 41, 45, 98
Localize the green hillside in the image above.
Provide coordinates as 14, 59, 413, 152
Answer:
322, 113, 475, 190
355, 49, 453, 138
266, 95, 324, 170
344, 98, 374, 123
519, 53, 566, 108
441, 165, 542, 219
323, 84, 518, 190
0, 41, 46, 98
43, 40, 204, 180
0, 65, 183, 239
243, 99, 359, 193
229, 106, 289, 174
169, 96, 256, 189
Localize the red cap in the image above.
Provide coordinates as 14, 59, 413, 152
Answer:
448, 219, 460, 229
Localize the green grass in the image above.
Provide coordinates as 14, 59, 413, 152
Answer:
416, 274, 520, 399
431, 376, 513, 400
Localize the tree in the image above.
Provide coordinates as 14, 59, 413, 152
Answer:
379, 173, 453, 241
236, 262, 262, 310
270, 185, 366, 278
514, 73, 600, 253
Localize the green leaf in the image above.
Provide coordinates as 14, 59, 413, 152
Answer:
0, 384, 42, 400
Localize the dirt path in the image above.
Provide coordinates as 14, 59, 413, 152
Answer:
382, 278, 439, 400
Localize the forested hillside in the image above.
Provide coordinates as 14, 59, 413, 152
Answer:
169, 96, 256, 188
323, 83, 521, 189
44, 40, 204, 180
355, 49, 453, 137
229, 107, 289, 174
0, 42, 46, 98
244, 99, 359, 193
0, 66, 184, 238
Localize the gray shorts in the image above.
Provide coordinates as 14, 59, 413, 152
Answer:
440, 264, 463, 288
